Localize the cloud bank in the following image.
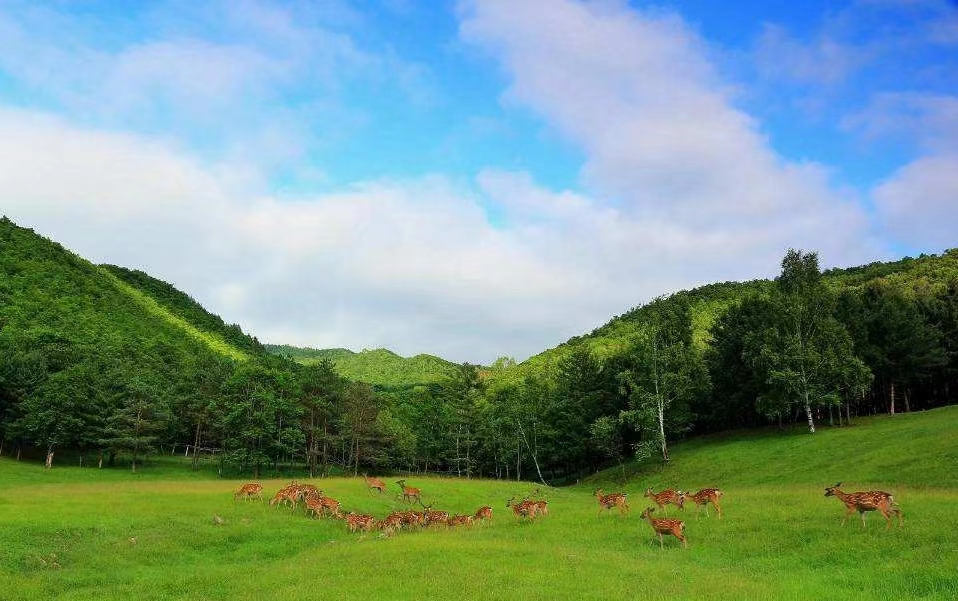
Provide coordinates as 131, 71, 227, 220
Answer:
2, 0, 953, 364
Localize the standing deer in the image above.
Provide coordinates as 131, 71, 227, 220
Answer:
233, 483, 263, 501
644, 487, 685, 513
363, 473, 387, 494
689, 488, 723, 518
396, 480, 422, 504
640, 507, 687, 548
824, 482, 903, 528
594, 489, 630, 516
506, 497, 538, 520
474, 506, 494, 523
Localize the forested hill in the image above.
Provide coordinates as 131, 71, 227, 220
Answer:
497, 249, 958, 387
0, 217, 275, 466
0, 217, 255, 363
265, 344, 459, 389
102, 264, 265, 358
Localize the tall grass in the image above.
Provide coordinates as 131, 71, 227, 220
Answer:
2, 407, 956, 600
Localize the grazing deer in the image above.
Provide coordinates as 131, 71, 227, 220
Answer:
448, 514, 473, 527
594, 489, 630, 516
640, 507, 687, 548
345, 512, 376, 533
378, 513, 403, 535
644, 487, 685, 513
363, 473, 387, 494
270, 484, 302, 510
396, 480, 422, 504
531, 498, 549, 516
233, 483, 263, 502
689, 488, 723, 518
303, 494, 325, 519
824, 482, 903, 528
474, 506, 493, 523
506, 497, 538, 520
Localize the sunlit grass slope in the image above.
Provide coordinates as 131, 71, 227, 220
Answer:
2, 408, 956, 601
101, 269, 250, 362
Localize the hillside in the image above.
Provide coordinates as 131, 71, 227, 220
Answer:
101, 265, 265, 359
0, 217, 258, 365
496, 248, 958, 385
265, 344, 459, 389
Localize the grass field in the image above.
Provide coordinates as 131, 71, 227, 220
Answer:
2, 407, 957, 600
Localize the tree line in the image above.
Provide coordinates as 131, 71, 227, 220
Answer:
2, 219, 956, 481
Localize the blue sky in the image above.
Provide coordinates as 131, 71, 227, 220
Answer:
1, 0, 956, 363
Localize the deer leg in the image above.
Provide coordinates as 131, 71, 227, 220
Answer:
860, 510, 867, 528
657, 532, 664, 548
842, 505, 855, 526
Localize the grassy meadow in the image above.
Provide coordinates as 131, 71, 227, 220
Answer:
2, 407, 957, 601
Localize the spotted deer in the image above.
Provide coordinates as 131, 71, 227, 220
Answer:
421, 504, 450, 527
377, 513, 404, 535
640, 507, 687, 548
396, 480, 422, 504
474, 506, 493, 523
363, 473, 387, 494
506, 497, 538, 520
689, 488, 723, 518
824, 482, 903, 528
345, 512, 376, 533
234, 483, 263, 501
594, 489, 630, 516
644, 487, 685, 513
448, 514, 473, 527
270, 484, 302, 510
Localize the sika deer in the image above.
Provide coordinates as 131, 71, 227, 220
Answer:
396, 480, 422, 504
824, 482, 903, 528
345, 512, 376, 533
640, 507, 687, 548
644, 487, 685, 513
506, 497, 538, 520
421, 504, 450, 527
594, 489, 630, 516
363, 473, 387, 494
689, 488, 723, 518
474, 506, 493, 523
233, 483, 263, 502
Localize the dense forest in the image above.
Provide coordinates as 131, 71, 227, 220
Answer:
2, 216, 957, 482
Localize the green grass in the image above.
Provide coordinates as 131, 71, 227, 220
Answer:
101, 268, 250, 362
2, 408, 957, 600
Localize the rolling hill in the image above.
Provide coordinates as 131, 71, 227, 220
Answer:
264, 344, 459, 389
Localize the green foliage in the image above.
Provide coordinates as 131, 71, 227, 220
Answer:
102, 265, 263, 356
265, 345, 459, 389
744, 250, 872, 432
3, 215, 958, 485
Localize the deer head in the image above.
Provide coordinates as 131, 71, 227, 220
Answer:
824, 482, 842, 497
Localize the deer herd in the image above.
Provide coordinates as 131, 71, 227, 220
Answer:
231, 477, 904, 548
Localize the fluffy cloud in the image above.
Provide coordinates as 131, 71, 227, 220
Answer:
872, 155, 958, 251
1, 1, 909, 364
459, 0, 878, 260
0, 109, 626, 362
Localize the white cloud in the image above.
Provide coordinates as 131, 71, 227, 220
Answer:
1, 1, 914, 365
0, 109, 629, 363
843, 92, 958, 153
459, 0, 878, 260
872, 155, 958, 251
